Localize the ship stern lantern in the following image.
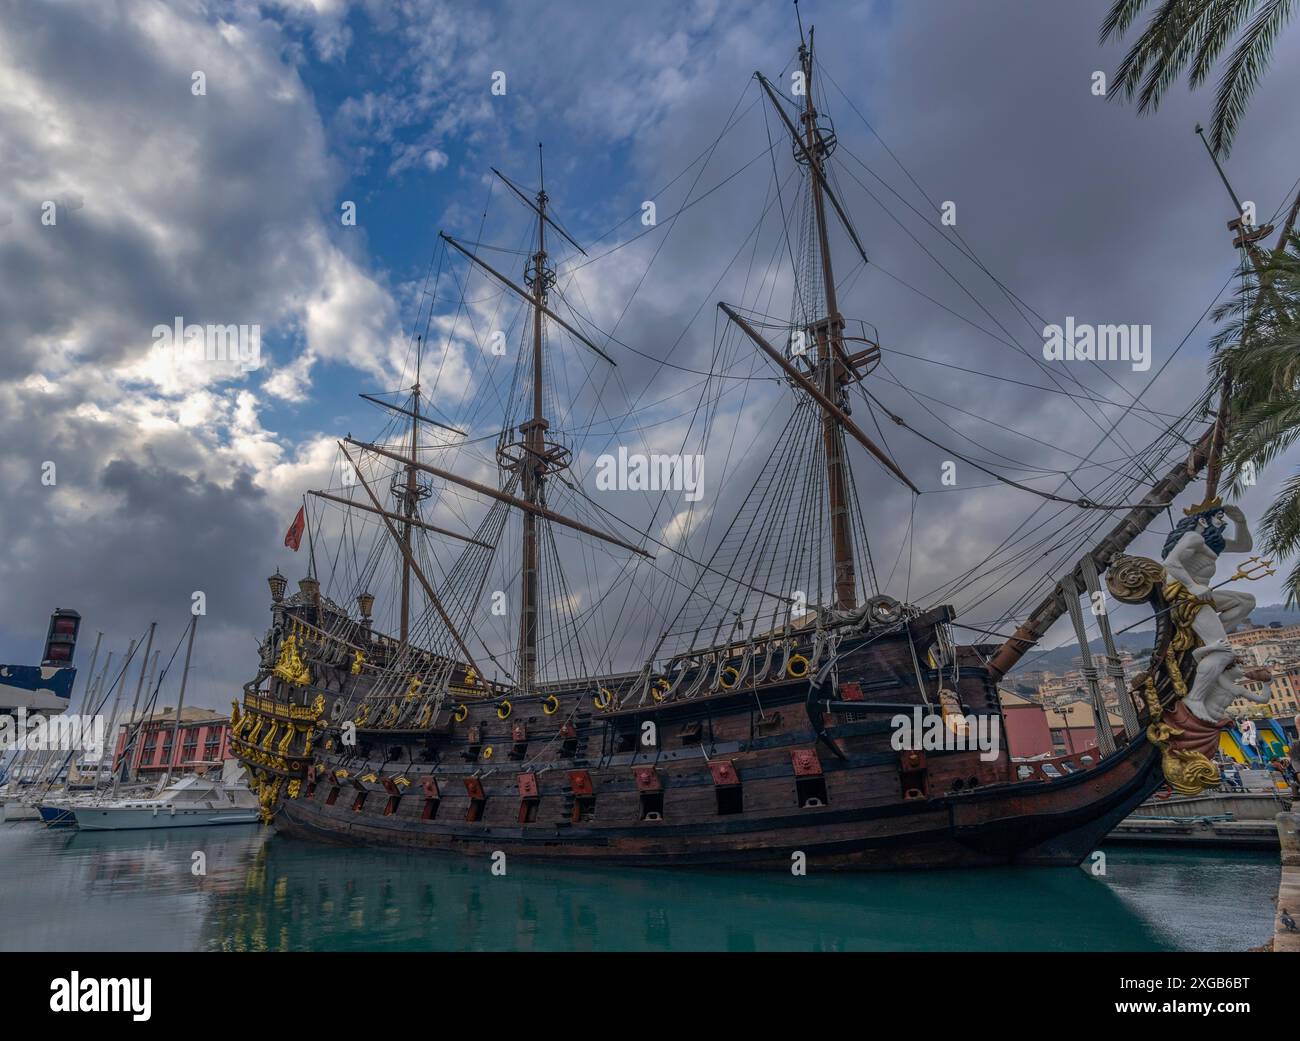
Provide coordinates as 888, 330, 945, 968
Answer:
357, 591, 375, 627
299, 576, 320, 600
268, 569, 287, 603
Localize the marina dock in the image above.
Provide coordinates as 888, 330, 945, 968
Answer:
1278, 813, 1299, 953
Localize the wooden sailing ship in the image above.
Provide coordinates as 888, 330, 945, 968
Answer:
229, 22, 1284, 870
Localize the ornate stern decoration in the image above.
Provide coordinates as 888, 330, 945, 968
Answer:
1106, 555, 1222, 795
234, 629, 328, 823
272, 633, 312, 687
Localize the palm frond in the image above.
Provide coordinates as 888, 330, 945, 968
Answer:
1102, 0, 1292, 154
1275, 555, 1300, 608
1257, 471, 1300, 559
1210, 0, 1296, 153
1189, 0, 1256, 84
1101, 0, 1161, 41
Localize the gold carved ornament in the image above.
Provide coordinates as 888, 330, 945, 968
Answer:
277, 722, 296, 756
1143, 676, 1221, 796
255, 776, 282, 824
1109, 555, 1220, 795
272, 634, 312, 687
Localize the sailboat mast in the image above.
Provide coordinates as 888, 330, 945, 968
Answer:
399, 361, 421, 646
162, 614, 198, 785
801, 30, 856, 611
519, 150, 549, 692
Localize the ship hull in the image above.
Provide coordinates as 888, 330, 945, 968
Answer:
0, 797, 40, 822
239, 603, 1167, 872
270, 715, 1161, 871
37, 804, 77, 828
74, 806, 260, 831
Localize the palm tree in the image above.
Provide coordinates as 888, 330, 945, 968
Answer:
1210, 232, 1300, 600
1101, 0, 1297, 155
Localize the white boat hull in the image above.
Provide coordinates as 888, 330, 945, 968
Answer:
74, 805, 259, 830
1, 799, 40, 822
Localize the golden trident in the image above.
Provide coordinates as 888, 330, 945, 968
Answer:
1229, 556, 1275, 583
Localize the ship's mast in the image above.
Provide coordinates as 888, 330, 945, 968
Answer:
396, 338, 427, 646
1191, 123, 1293, 512
799, 29, 857, 611
721, 21, 916, 616
518, 146, 554, 691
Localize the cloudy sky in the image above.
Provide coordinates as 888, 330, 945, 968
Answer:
2, 0, 1298, 709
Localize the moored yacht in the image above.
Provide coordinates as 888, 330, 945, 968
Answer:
73, 773, 259, 831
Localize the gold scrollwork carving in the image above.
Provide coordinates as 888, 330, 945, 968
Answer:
273, 634, 312, 687
1104, 555, 1167, 604
1142, 674, 1220, 796
277, 722, 296, 756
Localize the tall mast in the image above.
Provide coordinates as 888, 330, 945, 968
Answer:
398, 344, 421, 645
163, 614, 198, 785
429, 152, 607, 686
1191, 124, 1294, 512
800, 29, 856, 611
519, 145, 550, 691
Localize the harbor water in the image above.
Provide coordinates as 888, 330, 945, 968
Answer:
0, 823, 1279, 951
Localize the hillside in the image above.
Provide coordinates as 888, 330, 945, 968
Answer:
1005, 603, 1300, 679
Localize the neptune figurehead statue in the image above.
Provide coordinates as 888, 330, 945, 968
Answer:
1162, 506, 1228, 560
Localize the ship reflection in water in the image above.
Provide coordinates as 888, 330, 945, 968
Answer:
0, 826, 1279, 951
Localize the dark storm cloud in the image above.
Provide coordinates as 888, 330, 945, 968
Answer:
3, 0, 1298, 701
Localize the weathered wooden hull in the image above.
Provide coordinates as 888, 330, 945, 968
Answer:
274, 735, 1160, 871
236, 603, 1161, 872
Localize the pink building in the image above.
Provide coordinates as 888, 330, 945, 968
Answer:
1000, 690, 1054, 758
114, 709, 232, 776
999, 689, 1124, 758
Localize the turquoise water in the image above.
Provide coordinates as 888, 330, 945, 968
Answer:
0, 823, 1279, 951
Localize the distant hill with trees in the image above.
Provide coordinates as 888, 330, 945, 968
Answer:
1006, 603, 1300, 678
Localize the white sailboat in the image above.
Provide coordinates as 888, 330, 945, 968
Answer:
73, 617, 260, 830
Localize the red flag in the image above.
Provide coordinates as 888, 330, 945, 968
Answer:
284, 506, 306, 551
